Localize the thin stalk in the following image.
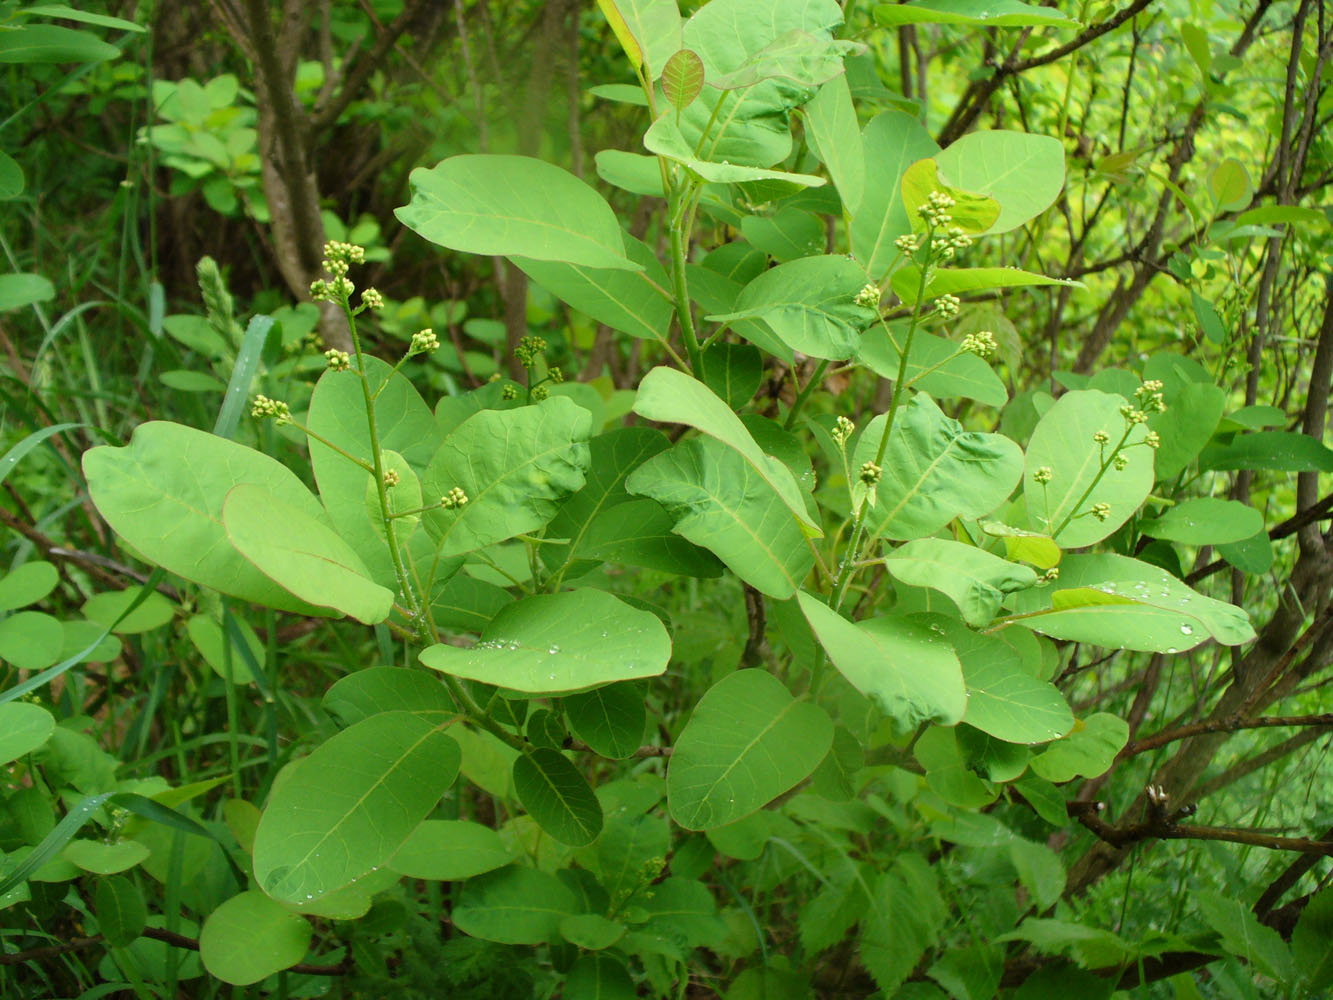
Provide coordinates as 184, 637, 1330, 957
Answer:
668, 182, 704, 374
1048, 422, 1135, 538
784, 360, 830, 430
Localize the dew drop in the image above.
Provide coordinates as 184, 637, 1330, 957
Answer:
548, 645, 561, 654
1179, 623, 1194, 636
1166, 647, 1177, 654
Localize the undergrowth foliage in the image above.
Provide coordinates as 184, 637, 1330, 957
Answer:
3, 0, 1333, 997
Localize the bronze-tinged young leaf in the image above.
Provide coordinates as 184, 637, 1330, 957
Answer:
662, 48, 705, 110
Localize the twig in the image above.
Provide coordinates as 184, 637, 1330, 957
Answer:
1070, 800, 1333, 856
1121, 713, 1333, 758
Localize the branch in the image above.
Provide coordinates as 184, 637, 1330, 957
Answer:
1070, 799, 1333, 856
310, 0, 432, 131
1121, 712, 1333, 758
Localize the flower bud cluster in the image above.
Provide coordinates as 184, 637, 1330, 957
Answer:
548, 366, 565, 384
440, 487, 469, 509
1090, 502, 1111, 522
1033, 465, 1053, 485
894, 233, 923, 255
532, 385, 550, 401
310, 276, 354, 302
960, 330, 997, 358
409, 328, 440, 355
515, 335, 547, 368
360, 287, 384, 311
501, 384, 519, 400
934, 294, 961, 319
383, 468, 400, 488
933, 225, 972, 259
859, 460, 882, 486
250, 394, 291, 422
832, 415, 855, 445
918, 190, 956, 227
854, 283, 881, 308
324, 348, 351, 371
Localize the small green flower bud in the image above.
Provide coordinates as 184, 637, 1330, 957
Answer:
1093, 429, 1110, 445
832, 415, 855, 444
360, 287, 384, 311
1033, 466, 1053, 485
532, 384, 550, 401
960, 330, 997, 358
934, 294, 961, 318
1113, 453, 1129, 471
329, 275, 355, 300
324, 348, 351, 371
515, 335, 548, 368
440, 487, 469, 509
501, 384, 519, 400
409, 328, 440, 354
383, 468, 400, 488
859, 460, 882, 486
548, 366, 565, 384
894, 233, 922, 254
310, 278, 331, 301
1043, 567, 1060, 582
250, 394, 291, 423
1145, 430, 1161, 449
854, 283, 881, 308
1090, 502, 1111, 522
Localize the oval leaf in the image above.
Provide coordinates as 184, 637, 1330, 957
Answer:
452, 866, 576, 944
662, 48, 705, 110
668, 669, 833, 830
420, 589, 670, 694
199, 891, 311, 986
513, 748, 604, 846
0, 702, 55, 765
388, 820, 513, 881
254, 712, 461, 902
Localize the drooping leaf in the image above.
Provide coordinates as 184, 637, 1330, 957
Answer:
874, 0, 1080, 28
452, 866, 577, 944
1005, 553, 1256, 651
668, 669, 832, 830
420, 397, 592, 558
1028, 714, 1129, 782
513, 748, 604, 846
1199, 431, 1333, 473
577, 499, 725, 577
891, 265, 1083, 303
388, 820, 514, 881
396, 155, 639, 270
596, 0, 682, 79
420, 589, 670, 694
199, 891, 312, 986
798, 592, 967, 726
803, 73, 865, 210
934, 130, 1067, 233
632, 366, 820, 533
626, 437, 815, 598
514, 234, 674, 346
1023, 390, 1153, 547
253, 712, 460, 902
644, 115, 826, 187
885, 538, 1037, 626
852, 112, 941, 279
83, 422, 328, 615
709, 255, 874, 360
0, 23, 118, 63
854, 394, 1024, 540
223, 484, 394, 625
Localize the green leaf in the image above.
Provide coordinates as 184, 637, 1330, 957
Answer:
854, 394, 1024, 540
253, 712, 460, 902
1149, 380, 1225, 479
321, 666, 455, 727
668, 669, 832, 830
561, 913, 625, 950
1028, 714, 1128, 782
643, 115, 826, 187
874, 0, 1079, 27
199, 891, 311, 986
388, 820, 514, 881
1196, 890, 1295, 985
566, 953, 638, 998
514, 748, 604, 846
1023, 390, 1153, 547
798, 593, 967, 726
0, 703, 55, 765
565, 683, 647, 759
740, 208, 825, 262
892, 265, 1083, 303
852, 112, 940, 279
1007, 553, 1256, 651
935, 618, 1073, 744
1217, 529, 1273, 575
95, 876, 147, 947
803, 74, 865, 210
420, 589, 671, 694
632, 366, 820, 534
577, 812, 669, 904
0, 150, 25, 200
0, 23, 118, 62
20, 5, 146, 32
61, 838, 150, 875
662, 48, 705, 109
884, 539, 1037, 626
626, 437, 815, 599
934, 130, 1067, 233
223, 484, 393, 625
1200, 431, 1333, 473
83, 422, 328, 614
396, 155, 639, 270
709, 255, 874, 360
858, 325, 1007, 406
701, 343, 764, 409
1209, 158, 1252, 212
709, 30, 859, 90
82, 589, 175, 634
421, 397, 592, 558
860, 855, 947, 995
595, 149, 666, 197
0, 273, 55, 311
1292, 887, 1333, 992
452, 866, 577, 944
901, 158, 1001, 234
514, 234, 674, 346
0, 611, 71, 670
0, 562, 57, 611
1139, 497, 1263, 545
596, 0, 682, 79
